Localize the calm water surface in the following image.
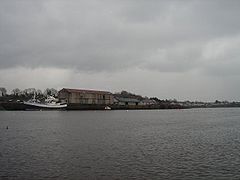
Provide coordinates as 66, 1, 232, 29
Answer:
1, 108, 240, 179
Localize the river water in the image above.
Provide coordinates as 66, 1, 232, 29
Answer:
1, 108, 240, 179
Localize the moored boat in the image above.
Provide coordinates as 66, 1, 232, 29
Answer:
23, 101, 67, 110
104, 106, 111, 110
23, 96, 67, 110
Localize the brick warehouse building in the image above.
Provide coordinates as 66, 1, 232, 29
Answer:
58, 88, 114, 105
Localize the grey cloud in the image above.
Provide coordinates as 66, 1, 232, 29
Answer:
141, 42, 203, 73
201, 35, 240, 76
1, 0, 240, 75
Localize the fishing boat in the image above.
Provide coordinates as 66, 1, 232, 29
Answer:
23, 96, 67, 110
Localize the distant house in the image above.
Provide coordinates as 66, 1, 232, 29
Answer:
58, 88, 114, 105
140, 98, 156, 105
114, 97, 140, 106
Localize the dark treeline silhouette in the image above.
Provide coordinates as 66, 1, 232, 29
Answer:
114, 90, 145, 100
114, 90, 178, 104
0, 87, 58, 102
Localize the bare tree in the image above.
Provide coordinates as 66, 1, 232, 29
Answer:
44, 88, 58, 97
22, 88, 37, 100
12, 88, 21, 96
50, 88, 58, 97
36, 89, 42, 95
0, 87, 7, 96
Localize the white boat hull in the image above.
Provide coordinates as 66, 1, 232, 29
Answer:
24, 101, 67, 110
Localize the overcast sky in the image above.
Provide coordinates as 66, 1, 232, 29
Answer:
1, 0, 240, 101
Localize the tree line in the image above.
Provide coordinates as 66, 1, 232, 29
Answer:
0, 87, 58, 101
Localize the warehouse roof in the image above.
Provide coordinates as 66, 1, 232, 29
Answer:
59, 88, 112, 95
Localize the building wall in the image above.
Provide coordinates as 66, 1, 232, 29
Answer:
58, 91, 69, 103
58, 89, 113, 105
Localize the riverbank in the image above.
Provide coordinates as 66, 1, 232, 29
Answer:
0, 102, 187, 111
2, 101, 240, 111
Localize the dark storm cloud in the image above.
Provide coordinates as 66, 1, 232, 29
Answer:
1, 0, 240, 74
